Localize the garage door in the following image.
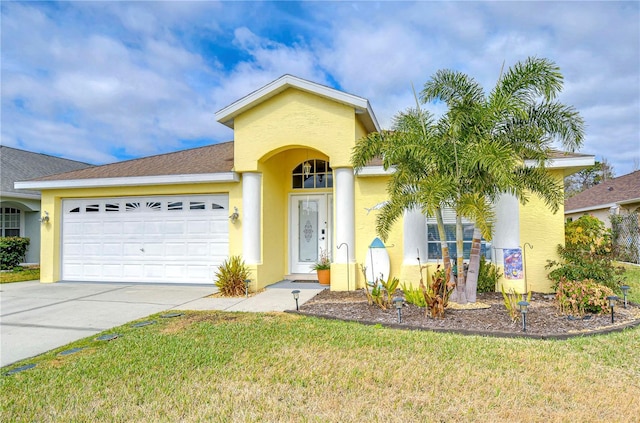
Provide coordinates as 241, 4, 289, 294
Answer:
61, 195, 229, 283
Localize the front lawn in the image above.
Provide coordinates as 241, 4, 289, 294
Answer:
617, 262, 640, 303
2, 311, 639, 422
0, 267, 39, 283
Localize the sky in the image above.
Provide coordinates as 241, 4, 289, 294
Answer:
2, 1, 639, 175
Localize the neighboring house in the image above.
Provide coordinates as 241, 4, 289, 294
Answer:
17, 75, 593, 292
565, 170, 640, 228
1, 146, 92, 263
565, 170, 640, 264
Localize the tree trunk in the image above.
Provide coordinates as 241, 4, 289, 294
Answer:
465, 226, 482, 303
435, 207, 453, 285
454, 214, 467, 304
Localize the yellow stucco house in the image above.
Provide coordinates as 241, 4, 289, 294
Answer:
17, 75, 594, 293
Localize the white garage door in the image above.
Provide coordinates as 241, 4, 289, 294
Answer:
61, 195, 229, 284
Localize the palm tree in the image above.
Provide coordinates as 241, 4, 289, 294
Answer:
421, 57, 585, 302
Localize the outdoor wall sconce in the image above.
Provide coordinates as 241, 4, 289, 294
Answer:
620, 285, 630, 309
229, 207, 239, 224
244, 279, 251, 298
291, 290, 300, 311
40, 211, 50, 224
518, 300, 530, 332
607, 296, 618, 323
393, 297, 404, 323
302, 161, 312, 178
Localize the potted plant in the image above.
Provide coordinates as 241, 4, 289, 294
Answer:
312, 248, 331, 285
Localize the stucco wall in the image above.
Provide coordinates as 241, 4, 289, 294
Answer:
517, 169, 565, 293
234, 88, 357, 171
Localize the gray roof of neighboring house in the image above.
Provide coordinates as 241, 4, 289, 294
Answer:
32, 142, 234, 181
565, 170, 640, 213
1, 146, 92, 197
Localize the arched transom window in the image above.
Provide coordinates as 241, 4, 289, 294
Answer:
292, 159, 333, 189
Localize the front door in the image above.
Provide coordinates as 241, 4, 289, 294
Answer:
290, 194, 332, 274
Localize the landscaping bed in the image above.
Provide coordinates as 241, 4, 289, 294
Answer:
298, 289, 640, 338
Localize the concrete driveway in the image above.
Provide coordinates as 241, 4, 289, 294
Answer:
0, 281, 214, 367
1, 280, 324, 368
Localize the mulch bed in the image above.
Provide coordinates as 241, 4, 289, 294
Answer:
297, 289, 640, 339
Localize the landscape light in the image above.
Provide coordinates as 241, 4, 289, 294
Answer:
393, 297, 404, 323
620, 285, 630, 309
244, 279, 251, 298
518, 300, 530, 332
291, 290, 300, 311
607, 296, 618, 324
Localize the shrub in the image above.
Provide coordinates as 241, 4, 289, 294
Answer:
546, 215, 622, 291
419, 265, 455, 319
0, 237, 30, 270
214, 256, 251, 296
477, 256, 502, 293
362, 267, 400, 310
555, 278, 614, 316
501, 286, 531, 322
401, 283, 426, 307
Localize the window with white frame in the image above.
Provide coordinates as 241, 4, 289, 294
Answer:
426, 209, 492, 261
1, 207, 21, 237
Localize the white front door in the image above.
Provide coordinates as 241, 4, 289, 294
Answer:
290, 194, 332, 274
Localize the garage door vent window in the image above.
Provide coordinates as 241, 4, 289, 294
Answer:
86, 204, 99, 212
106, 203, 120, 212
212, 203, 225, 210
190, 201, 205, 210
146, 202, 161, 211
168, 202, 183, 211
126, 202, 141, 211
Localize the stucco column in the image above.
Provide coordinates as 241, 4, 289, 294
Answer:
242, 172, 262, 264
493, 193, 522, 291
403, 207, 427, 264
334, 167, 355, 262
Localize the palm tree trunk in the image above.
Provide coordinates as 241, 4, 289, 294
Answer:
435, 207, 453, 285
465, 226, 482, 303
454, 214, 467, 304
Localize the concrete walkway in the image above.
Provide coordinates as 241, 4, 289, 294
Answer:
1, 280, 325, 367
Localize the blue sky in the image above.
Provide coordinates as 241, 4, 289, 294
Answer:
2, 1, 639, 175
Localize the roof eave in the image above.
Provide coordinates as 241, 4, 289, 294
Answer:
15, 172, 240, 190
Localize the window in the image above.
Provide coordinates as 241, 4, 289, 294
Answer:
426, 210, 491, 261
105, 203, 120, 212
168, 201, 183, 211
1, 207, 21, 237
189, 201, 205, 210
85, 204, 100, 212
292, 159, 333, 189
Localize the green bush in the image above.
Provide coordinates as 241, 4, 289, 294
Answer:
0, 237, 30, 270
477, 256, 502, 293
546, 216, 622, 291
401, 283, 426, 307
214, 256, 251, 296
555, 278, 614, 316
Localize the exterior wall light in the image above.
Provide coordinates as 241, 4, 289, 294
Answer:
229, 207, 239, 224
291, 290, 300, 311
302, 161, 312, 178
607, 296, 619, 323
393, 297, 403, 323
620, 285, 630, 309
517, 300, 530, 332
40, 211, 50, 224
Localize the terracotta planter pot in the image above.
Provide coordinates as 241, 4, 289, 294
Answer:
317, 269, 331, 285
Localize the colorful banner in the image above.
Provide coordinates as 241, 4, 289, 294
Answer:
504, 248, 523, 280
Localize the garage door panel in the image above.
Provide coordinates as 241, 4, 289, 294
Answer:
62, 195, 228, 283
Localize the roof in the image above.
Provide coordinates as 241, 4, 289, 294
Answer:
16, 142, 237, 190
1, 146, 92, 199
565, 170, 640, 213
215, 74, 380, 133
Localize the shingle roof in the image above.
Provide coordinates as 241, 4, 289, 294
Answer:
32, 142, 234, 182
1, 146, 92, 196
565, 170, 640, 212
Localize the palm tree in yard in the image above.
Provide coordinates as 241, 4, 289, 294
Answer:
421, 57, 585, 303
352, 57, 584, 305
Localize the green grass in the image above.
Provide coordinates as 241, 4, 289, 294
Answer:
2, 311, 639, 422
617, 262, 640, 303
0, 267, 39, 283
